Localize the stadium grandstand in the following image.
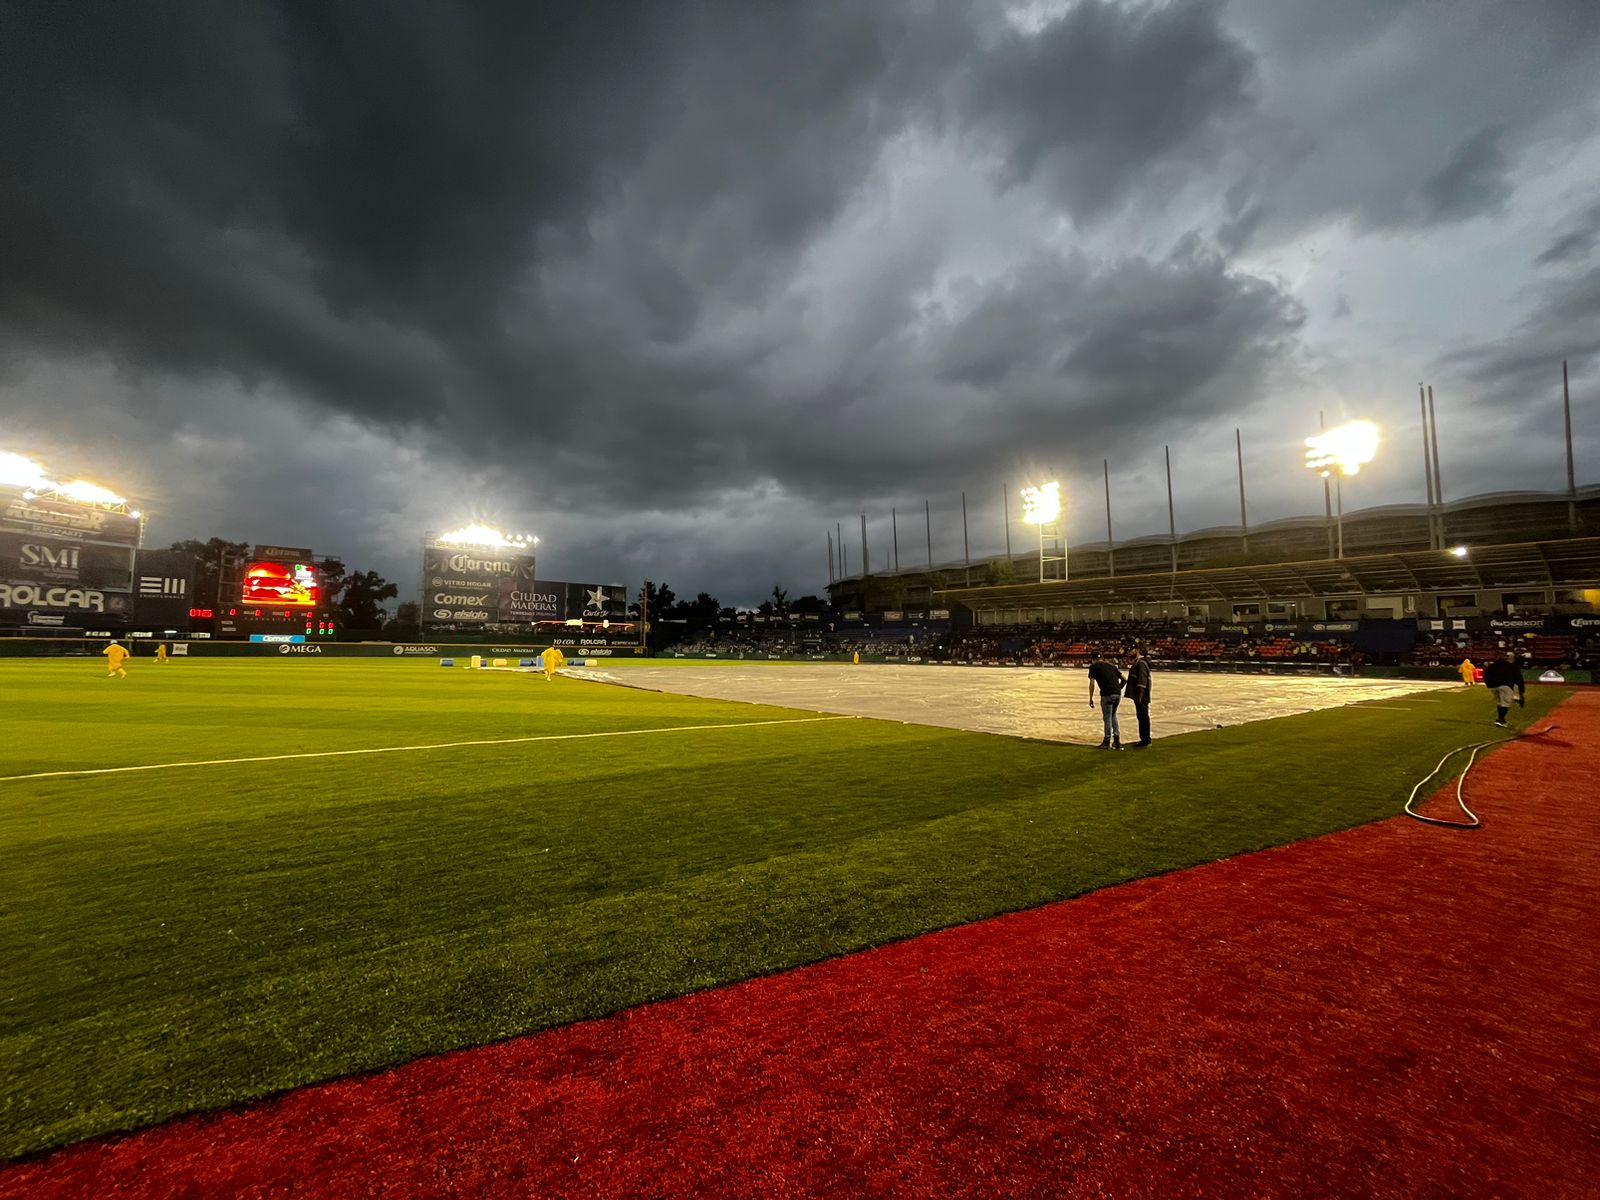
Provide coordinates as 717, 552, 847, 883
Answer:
828, 487, 1600, 625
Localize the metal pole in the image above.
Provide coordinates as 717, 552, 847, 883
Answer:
827, 531, 834, 584
1427, 385, 1443, 522
925, 500, 933, 569
1336, 474, 1344, 559
1003, 484, 1011, 559
1165, 445, 1177, 573
1565, 359, 1577, 532
860, 512, 868, 580
1103, 459, 1114, 577
1236, 428, 1248, 553
961, 491, 970, 586
1322, 410, 1336, 557
892, 506, 899, 572
1427, 382, 1440, 547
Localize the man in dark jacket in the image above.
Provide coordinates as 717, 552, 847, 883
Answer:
1123, 646, 1153, 747
1087, 651, 1125, 749
1480, 650, 1525, 728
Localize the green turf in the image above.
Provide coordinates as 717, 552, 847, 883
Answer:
0, 659, 1567, 1158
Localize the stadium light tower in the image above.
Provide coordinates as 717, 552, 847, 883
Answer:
435, 524, 538, 550
1304, 419, 1380, 558
1020, 480, 1067, 583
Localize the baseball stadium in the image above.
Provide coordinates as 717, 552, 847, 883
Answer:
2, 419, 1598, 1199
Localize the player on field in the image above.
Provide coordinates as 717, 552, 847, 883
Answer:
540, 644, 566, 681
155, 643, 169, 664
1480, 650, 1525, 728
103, 639, 131, 679
1457, 656, 1476, 686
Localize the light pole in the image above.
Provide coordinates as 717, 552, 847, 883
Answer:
1304, 419, 1381, 558
1020, 480, 1065, 583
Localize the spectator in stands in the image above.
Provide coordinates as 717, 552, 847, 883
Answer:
1123, 646, 1152, 747
1087, 651, 1125, 750
1481, 650, 1525, 728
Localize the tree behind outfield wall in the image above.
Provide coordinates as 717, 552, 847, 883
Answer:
169, 538, 249, 608
337, 570, 399, 630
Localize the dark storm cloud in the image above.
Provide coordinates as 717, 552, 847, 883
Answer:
1445, 266, 1600, 396
1213, 0, 1600, 248
1536, 199, 1600, 266
3, 0, 1597, 602
959, 0, 1256, 219
1417, 127, 1512, 225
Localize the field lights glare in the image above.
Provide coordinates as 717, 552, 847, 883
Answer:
1304, 420, 1381, 477
436, 523, 538, 549
0, 451, 50, 490
1451, 545, 1469, 558
1020, 481, 1062, 525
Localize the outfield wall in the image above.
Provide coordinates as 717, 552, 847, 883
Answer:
0, 638, 647, 659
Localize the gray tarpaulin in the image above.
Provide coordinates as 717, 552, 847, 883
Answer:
566, 663, 1457, 745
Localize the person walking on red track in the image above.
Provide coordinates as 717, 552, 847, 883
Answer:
1480, 649, 1525, 728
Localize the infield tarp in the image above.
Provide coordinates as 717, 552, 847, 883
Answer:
565, 663, 1458, 744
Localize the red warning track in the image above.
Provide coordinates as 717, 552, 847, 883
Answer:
6, 695, 1599, 1199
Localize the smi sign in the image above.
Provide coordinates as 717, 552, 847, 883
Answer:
20, 542, 79, 571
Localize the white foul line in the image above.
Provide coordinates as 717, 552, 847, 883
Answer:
0, 716, 858, 783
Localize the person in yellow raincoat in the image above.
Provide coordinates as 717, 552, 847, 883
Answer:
1458, 657, 1476, 686
155, 643, 169, 664
540, 645, 566, 681
103, 640, 132, 679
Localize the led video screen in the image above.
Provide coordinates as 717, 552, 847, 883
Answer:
241, 561, 319, 607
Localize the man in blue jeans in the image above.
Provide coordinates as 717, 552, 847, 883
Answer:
1087, 651, 1125, 749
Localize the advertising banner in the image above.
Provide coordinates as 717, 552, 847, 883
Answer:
0, 531, 136, 590
0, 582, 131, 617
421, 543, 625, 625
0, 488, 141, 547
131, 549, 198, 626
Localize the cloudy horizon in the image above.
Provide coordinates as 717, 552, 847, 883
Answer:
4, 0, 1598, 607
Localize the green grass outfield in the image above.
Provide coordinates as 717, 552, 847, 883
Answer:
0, 658, 1567, 1159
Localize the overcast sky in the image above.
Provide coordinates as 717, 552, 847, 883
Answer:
3, 0, 1598, 606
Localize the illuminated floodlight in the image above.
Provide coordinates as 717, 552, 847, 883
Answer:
1450, 545, 1469, 558
1020, 481, 1061, 525
52, 478, 127, 506
1304, 420, 1380, 477
436, 523, 538, 549
0, 451, 50, 490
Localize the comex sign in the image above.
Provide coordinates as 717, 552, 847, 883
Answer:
0, 584, 107, 611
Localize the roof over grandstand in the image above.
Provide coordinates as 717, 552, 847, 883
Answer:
940, 537, 1600, 611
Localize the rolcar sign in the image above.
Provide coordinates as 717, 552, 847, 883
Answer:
0, 584, 108, 611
